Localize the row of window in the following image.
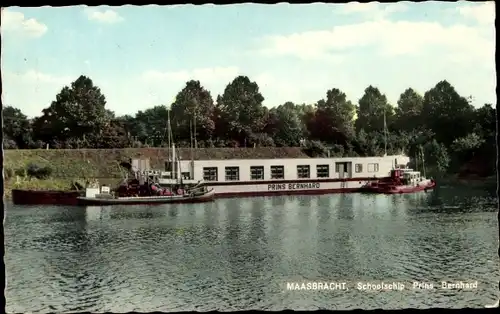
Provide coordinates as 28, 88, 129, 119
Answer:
202, 163, 380, 181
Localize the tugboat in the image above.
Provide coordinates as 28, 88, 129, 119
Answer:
360, 167, 412, 193
375, 170, 436, 194
361, 146, 436, 194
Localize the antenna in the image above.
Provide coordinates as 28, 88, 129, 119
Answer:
190, 119, 194, 162
421, 146, 426, 178
194, 111, 197, 149
383, 110, 387, 157
167, 108, 171, 160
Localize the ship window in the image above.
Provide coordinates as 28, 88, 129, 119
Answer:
250, 166, 264, 180
367, 163, 379, 172
225, 166, 240, 181
181, 172, 190, 180
355, 163, 363, 173
297, 165, 310, 179
203, 167, 218, 181
316, 164, 329, 178
271, 165, 284, 179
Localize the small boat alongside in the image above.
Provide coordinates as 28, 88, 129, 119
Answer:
77, 183, 215, 206
361, 145, 436, 195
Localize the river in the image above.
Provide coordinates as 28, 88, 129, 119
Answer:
4, 183, 499, 312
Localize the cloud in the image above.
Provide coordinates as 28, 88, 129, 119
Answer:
1, 9, 48, 38
457, 2, 495, 25
85, 8, 124, 24
141, 66, 240, 84
3, 70, 73, 117
256, 18, 493, 63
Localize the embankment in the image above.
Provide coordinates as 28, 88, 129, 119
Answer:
3, 147, 310, 179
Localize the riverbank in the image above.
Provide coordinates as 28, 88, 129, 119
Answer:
4, 148, 495, 200
4, 178, 77, 200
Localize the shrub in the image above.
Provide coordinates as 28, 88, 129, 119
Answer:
26, 163, 53, 179
14, 168, 27, 177
4, 167, 14, 179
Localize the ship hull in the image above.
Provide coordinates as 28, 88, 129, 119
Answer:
374, 180, 436, 194
76, 189, 216, 206
11, 189, 82, 206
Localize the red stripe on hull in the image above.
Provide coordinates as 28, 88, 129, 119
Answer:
214, 188, 362, 198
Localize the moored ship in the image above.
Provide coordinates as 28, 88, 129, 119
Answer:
150, 154, 411, 197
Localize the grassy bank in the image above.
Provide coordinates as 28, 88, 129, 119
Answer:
4, 178, 78, 200
3, 147, 310, 178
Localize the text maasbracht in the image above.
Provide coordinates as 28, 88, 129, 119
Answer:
286, 282, 347, 291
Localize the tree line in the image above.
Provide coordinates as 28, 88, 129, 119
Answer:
3, 75, 496, 176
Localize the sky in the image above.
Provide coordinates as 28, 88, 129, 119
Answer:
1, 2, 496, 118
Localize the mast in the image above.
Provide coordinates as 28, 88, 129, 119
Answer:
194, 111, 197, 149
420, 146, 426, 178
415, 152, 418, 172
383, 110, 387, 157
190, 119, 194, 163
167, 108, 172, 161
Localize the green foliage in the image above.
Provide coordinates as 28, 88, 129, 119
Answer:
215, 76, 267, 144
31, 75, 110, 147
424, 140, 450, 174
355, 85, 394, 133
451, 133, 485, 152
171, 80, 216, 143
3, 75, 496, 178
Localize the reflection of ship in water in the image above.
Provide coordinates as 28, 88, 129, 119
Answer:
85, 206, 112, 222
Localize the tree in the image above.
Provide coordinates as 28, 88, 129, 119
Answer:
424, 139, 450, 174
421, 80, 474, 146
170, 80, 216, 145
355, 85, 394, 133
134, 105, 170, 147
265, 102, 304, 146
2, 106, 33, 148
95, 118, 130, 148
308, 88, 356, 146
394, 88, 424, 131
32, 75, 110, 145
216, 76, 267, 145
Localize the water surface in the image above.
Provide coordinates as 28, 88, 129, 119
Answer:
5, 183, 499, 312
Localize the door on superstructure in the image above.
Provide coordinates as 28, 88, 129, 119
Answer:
345, 162, 352, 178
335, 162, 351, 179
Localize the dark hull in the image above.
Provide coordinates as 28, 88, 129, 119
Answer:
11, 189, 82, 206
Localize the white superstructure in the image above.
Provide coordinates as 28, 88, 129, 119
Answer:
149, 154, 410, 197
